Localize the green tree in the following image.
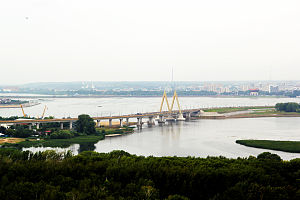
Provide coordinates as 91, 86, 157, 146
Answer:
257, 152, 282, 161
50, 130, 74, 139
75, 114, 96, 135
0, 126, 6, 134
286, 102, 299, 112
275, 102, 299, 112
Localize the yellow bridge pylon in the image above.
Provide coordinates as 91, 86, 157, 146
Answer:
159, 90, 182, 114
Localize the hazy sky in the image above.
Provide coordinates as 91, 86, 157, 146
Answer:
1, 0, 300, 84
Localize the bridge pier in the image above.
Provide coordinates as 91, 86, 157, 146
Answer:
69, 121, 73, 129
147, 116, 155, 127
177, 113, 185, 121
109, 119, 112, 128
158, 115, 165, 124
166, 114, 175, 123
119, 118, 123, 127
60, 122, 64, 130
36, 123, 40, 129
137, 117, 143, 129
185, 112, 191, 120
29, 124, 32, 130
126, 118, 130, 126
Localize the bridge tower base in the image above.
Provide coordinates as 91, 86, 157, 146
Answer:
177, 113, 185, 121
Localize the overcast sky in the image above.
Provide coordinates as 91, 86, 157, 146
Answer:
0, 0, 300, 84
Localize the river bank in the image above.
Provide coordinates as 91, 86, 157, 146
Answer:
201, 106, 300, 119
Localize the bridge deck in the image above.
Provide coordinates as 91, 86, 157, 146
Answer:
0, 109, 200, 124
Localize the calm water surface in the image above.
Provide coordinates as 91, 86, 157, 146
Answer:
93, 117, 300, 160
24, 117, 300, 160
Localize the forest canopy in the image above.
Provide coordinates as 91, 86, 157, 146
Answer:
0, 149, 300, 200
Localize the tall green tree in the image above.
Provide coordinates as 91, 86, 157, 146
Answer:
75, 114, 96, 135
0, 126, 6, 134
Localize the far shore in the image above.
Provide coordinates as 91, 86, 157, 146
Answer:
0, 94, 289, 99
199, 106, 300, 119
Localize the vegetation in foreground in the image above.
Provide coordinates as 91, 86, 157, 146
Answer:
0, 149, 299, 200
236, 140, 300, 153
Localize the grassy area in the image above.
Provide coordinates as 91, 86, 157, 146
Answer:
204, 106, 274, 113
2, 135, 105, 148
236, 139, 300, 153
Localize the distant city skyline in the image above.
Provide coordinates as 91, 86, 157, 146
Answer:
1, 0, 300, 84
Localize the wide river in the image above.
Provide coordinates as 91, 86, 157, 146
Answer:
1, 95, 300, 160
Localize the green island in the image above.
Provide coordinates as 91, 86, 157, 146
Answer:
0, 149, 299, 199
236, 140, 300, 153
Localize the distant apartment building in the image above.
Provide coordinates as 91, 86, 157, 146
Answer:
204, 84, 216, 92
240, 85, 249, 91
269, 85, 279, 93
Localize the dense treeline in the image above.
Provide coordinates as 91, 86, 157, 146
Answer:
275, 102, 300, 112
1, 149, 300, 200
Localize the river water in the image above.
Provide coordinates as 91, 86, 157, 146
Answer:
0, 96, 299, 118
1, 96, 300, 160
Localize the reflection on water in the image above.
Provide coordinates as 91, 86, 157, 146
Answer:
23, 144, 80, 155
23, 143, 97, 155
78, 142, 96, 153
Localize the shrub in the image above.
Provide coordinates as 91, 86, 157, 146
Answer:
257, 152, 282, 161
50, 130, 74, 139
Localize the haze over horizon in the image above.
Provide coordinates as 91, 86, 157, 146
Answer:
1, 0, 300, 85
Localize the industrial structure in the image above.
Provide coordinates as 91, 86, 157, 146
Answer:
0, 91, 203, 130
